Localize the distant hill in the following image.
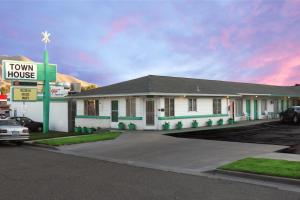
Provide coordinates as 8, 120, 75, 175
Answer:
0, 55, 94, 88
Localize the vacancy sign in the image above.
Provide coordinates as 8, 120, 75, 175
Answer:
3, 60, 37, 80
13, 87, 37, 101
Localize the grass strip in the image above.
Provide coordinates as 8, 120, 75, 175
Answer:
35, 132, 121, 146
219, 157, 300, 179
30, 131, 86, 140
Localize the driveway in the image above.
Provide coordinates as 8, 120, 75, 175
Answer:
1, 145, 299, 200
58, 132, 285, 174
169, 121, 300, 154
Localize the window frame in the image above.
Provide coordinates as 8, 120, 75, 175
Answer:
165, 98, 175, 117
126, 98, 136, 117
188, 98, 197, 112
84, 99, 99, 116
213, 98, 222, 114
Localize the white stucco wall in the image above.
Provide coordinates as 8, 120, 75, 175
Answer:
10, 101, 69, 132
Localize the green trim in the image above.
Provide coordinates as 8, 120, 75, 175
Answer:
158, 114, 229, 120
118, 116, 143, 120
76, 115, 110, 119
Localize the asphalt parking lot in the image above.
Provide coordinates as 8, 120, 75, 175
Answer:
0, 144, 300, 200
168, 121, 300, 154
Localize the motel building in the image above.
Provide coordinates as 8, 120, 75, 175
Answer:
72, 75, 300, 130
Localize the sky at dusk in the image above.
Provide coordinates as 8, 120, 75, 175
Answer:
1, 0, 300, 86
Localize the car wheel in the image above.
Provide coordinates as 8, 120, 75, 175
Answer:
14, 141, 23, 146
293, 115, 299, 124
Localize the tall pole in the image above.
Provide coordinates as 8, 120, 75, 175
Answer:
41, 31, 51, 134
43, 49, 50, 134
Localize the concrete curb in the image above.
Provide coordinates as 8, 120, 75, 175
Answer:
24, 141, 58, 150
214, 169, 300, 186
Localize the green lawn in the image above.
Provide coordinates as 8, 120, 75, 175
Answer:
30, 131, 86, 140
219, 157, 300, 179
35, 132, 121, 146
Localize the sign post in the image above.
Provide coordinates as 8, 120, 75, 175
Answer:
42, 31, 51, 134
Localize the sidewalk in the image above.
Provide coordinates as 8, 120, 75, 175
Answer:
254, 152, 300, 161
124, 119, 279, 135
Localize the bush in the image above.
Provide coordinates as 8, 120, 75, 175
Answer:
74, 127, 82, 133
118, 122, 126, 130
206, 119, 213, 127
82, 127, 88, 134
217, 118, 224, 126
176, 121, 183, 130
162, 122, 170, 130
128, 123, 136, 130
191, 120, 198, 128
228, 118, 234, 124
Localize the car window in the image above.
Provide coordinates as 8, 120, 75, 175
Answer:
0, 120, 20, 126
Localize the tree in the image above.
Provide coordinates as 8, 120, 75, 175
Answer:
81, 84, 97, 91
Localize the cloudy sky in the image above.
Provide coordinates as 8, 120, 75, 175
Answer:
1, 0, 300, 86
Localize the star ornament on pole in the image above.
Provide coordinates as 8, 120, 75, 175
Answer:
41, 31, 51, 48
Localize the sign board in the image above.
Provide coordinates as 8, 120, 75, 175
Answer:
2, 60, 57, 82
13, 87, 37, 101
50, 85, 68, 97
3, 60, 37, 80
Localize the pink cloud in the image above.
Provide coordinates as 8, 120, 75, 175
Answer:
77, 51, 102, 66
242, 40, 300, 85
100, 16, 139, 44
281, 0, 300, 17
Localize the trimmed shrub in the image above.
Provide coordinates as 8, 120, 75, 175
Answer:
118, 122, 126, 130
206, 119, 213, 127
228, 118, 234, 124
128, 123, 136, 130
162, 122, 170, 130
176, 121, 183, 130
191, 120, 198, 128
74, 127, 82, 134
217, 118, 224, 126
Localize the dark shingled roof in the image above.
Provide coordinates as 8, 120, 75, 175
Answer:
72, 75, 300, 97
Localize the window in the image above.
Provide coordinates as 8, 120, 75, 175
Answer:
213, 99, 222, 114
261, 99, 267, 115
126, 98, 136, 117
165, 98, 175, 117
188, 98, 197, 112
84, 100, 99, 116
235, 99, 242, 116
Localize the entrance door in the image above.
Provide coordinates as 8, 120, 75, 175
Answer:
146, 99, 155, 128
246, 99, 251, 120
111, 100, 118, 123
254, 100, 258, 120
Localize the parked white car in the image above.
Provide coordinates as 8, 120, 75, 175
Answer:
0, 119, 29, 145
